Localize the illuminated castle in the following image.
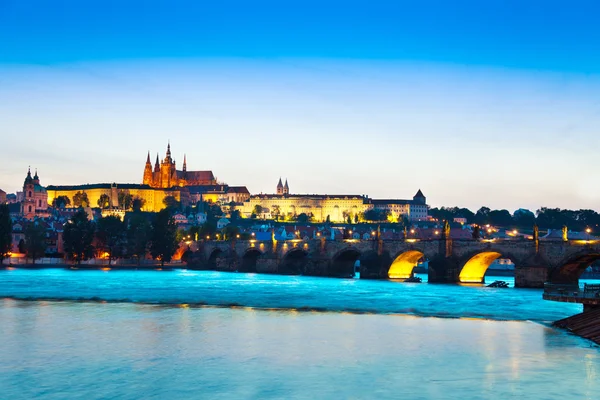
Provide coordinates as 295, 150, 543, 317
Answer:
143, 143, 217, 189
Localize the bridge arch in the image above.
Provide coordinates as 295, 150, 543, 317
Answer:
388, 250, 425, 279
207, 248, 224, 270
330, 247, 361, 278
550, 250, 600, 284
457, 249, 521, 284
279, 247, 309, 275
239, 248, 262, 273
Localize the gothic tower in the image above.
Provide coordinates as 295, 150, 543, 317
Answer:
277, 178, 284, 195
283, 179, 289, 195
143, 152, 153, 185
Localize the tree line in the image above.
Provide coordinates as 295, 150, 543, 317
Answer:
429, 206, 600, 231
0, 205, 179, 266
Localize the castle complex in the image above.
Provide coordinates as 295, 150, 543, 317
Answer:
240, 179, 428, 223
142, 143, 217, 188
18, 143, 428, 221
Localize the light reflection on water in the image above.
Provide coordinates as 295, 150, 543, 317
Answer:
0, 299, 599, 400
0, 269, 587, 321
1, 269, 600, 399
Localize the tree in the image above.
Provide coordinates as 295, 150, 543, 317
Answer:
347, 215, 352, 224
472, 225, 480, 239
222, 224, 240, 240
24, 222, 47, 264
150, 209, 178, 266
473, 207, 491, 225
230, 209, 242, 221
126, 213, 151, 264
97, 194, 111, 209
199, 221, 217, 238
271, 205, 281, 221
52, 195, 71, 209
63, 209, 95, 264
96, 216, 126, 264
118, 191, 134, 210
354, 213, 359, 224
72, 191, 89, 208
252, 205, 263, 218
163, 195, 181, 212
513, 209, 536, 229
297, 213, 311, 223
0, 204, 12, 265
488, 209, 513, 227
326, 215, 331, 224
132, 197, 146, 212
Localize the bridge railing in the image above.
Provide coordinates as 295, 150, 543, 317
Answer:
544, 283, 600, 299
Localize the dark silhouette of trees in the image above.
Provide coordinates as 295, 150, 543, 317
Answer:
24, 222, 47, 264
126, 213, 151, 264
52, 195, 71, 208
72, 191, 89, 208
118, 191, 134, 210
0, 204, 13, 264
132, 197, 146, 212
150, 209, 178, 266
64, 209, 95, 264
97, 194, 111, 209
96, 216, 126, 264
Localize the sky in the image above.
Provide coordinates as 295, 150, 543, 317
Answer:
2, 0, 600, 212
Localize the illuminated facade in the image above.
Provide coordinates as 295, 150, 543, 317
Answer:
240, 179, 428, 222
46, 183, 182, 213
143, 143, 217, 188
21, 168, 49, 220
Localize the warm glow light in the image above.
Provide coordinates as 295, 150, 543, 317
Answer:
405, 239, 418, 243
487, 228, 492, 233
512, 230, 518, 235
349, 230, 353, 234
586, 228, 592, 233
388, 250, 424, 279
317, 232, 321, 237
236, 234, 240, 238
410, 229, 415, 234
206, 235, 210, 240
252, 232, 255, 236
459, 252, 502, 283
434, 230, 439, 235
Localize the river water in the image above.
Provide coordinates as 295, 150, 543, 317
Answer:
1, 269, 599, 399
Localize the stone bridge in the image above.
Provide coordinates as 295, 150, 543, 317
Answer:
185, 237, 600, 288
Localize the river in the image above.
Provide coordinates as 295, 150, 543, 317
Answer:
1, 269, 598, 399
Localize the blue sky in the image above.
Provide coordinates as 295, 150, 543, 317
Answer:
2, 1, 600, 211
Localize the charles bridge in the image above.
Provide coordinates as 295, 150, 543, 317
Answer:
185, 234, 600, 288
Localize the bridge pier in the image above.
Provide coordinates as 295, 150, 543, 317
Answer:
255, 255, 279, 274
514, 265, 548, 288
427, 255, 461, 283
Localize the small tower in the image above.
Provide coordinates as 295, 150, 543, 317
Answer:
22, 167, 36, 219
33, 169, 40, 185
413, 189, 426, 205
183, 154, 187, 173
277, 178, 284, 195
143, 152, 153, 185
283, 179, 289, 195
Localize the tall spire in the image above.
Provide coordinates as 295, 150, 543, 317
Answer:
154, 153, 160, 172
166, 141, 171, 159
183, 154, 187, 172
146, 151, 151, 164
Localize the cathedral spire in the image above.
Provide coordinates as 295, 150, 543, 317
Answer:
154, 153, 160, 172
166, 141, 171, 159
146, 151, 151, 164
183, 154, 187, 172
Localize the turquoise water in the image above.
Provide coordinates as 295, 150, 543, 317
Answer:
1, 269, 599, 399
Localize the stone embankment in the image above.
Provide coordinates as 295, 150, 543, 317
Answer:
554, 309, 600, 344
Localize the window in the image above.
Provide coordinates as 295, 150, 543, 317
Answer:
28, 206, 32, 212
28, 191, 32, 198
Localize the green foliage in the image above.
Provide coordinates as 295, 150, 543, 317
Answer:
163, 196, 181, 212
72, 191, 89, 208
363, 209, 390, 222
296, 213, 312, 223
252, 205, 263, 217
64, 209, 95, 263
230, 209, 242, 221
150, 209, 178, 266
52, 195, 71, 209
96, 216, 126, 262
222, 224, 241, 240
126, 213, 151, 263
354, 213, 359, 224
0, 204, 13, 264
24, 222, 47, 263
132, 197, 146, 212
118, 191, 134, 210
97, 194, 111, 209
271, 205, 281, 221
199, 221, 217, 238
